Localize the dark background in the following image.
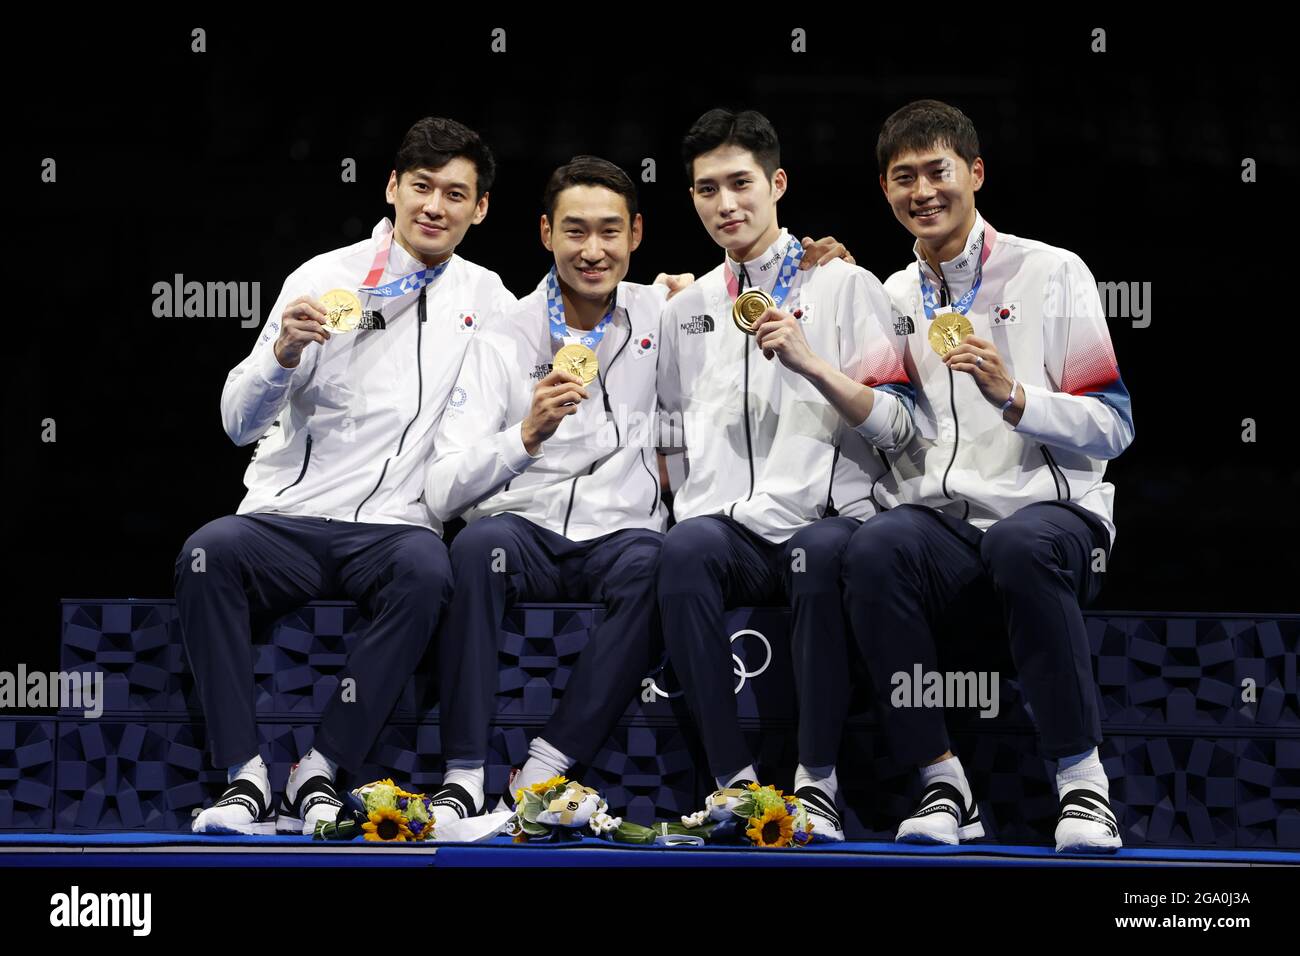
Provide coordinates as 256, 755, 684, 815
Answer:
4, 16, 1296, 686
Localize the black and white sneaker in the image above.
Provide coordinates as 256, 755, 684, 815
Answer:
1055, 786, 1122, 853
795, 786, 845, 842
896, 780, 984, 845
192, 779, 276, 835
429, 782, 483, 829
276, 775, 343, 835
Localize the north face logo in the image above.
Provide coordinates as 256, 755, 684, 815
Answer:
529, 363, 553, 382
893, 314, 915, 336
681, 315, 715, 335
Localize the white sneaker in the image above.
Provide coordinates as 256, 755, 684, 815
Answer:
192, 779, 276, 835
275, 774, 342, 835
896, 780, 984, 845
794, 785, 845, 842
428, 782, 483, 831
1055, 786, 1122, 853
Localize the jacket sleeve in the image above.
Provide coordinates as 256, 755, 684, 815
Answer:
840, 268, 916, 453
1012, 255, 1135, 460
220, 267, 320, 447
424, 335, 539, 522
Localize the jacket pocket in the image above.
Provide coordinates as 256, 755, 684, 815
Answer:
1040, 445, 1071, 501
275, 434, 313, 496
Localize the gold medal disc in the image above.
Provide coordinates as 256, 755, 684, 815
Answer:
554, 343, 599, 385
320, 289, 363, 334
732, 288, 775, 335
928, 311, 975, 356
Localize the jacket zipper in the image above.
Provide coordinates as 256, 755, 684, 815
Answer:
729, 265, 756, 519
561, 316, 633, 536
1041, 446, 1072, 501
354, 286, 426, 522
274, 433, 313, 496
822, 445, 841, 517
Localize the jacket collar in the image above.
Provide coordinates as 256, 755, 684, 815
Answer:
913, 211, 986, 297
373, 218, 452, 279
532, 270, 632, 330
725, 228, 793, 291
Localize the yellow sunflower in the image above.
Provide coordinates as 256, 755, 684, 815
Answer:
514, 775, 568, 807
746, 806, 796, 848
362, 807, 414, 842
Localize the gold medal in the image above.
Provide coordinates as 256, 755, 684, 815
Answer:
928, 311, 974, 356
732, 288, 775, 335
320, 289, 363, 334
554, 343, 599, 385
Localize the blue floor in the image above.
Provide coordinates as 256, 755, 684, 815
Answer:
3, 832, 1297, 867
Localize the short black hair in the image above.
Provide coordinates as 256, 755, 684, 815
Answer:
681, 108, 781, 183
542, 155, 639, 224
394, 117, 496, 198
876, 99, 980, 175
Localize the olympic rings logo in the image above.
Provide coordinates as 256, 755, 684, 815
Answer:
641, 629, 772, 701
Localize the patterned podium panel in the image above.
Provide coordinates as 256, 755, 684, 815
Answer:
0, 721, 55, 829
4, 601, 1296, 845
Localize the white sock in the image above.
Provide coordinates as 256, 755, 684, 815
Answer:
795, 764, 838, 803
715, 765, 758, 791
512, 737, 576, 796
442, 762, 485, 814
1057, 747, 1108, 797
918, 754, 971, 808
227, 754, 270, 807
287, 747, 338, 803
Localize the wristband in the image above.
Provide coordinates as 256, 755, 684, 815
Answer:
1000, 380, 1019, 413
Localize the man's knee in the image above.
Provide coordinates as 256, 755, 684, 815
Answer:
842, 509, 928, 588
387, 531, 453, 597
175, 515, 248, 588
980, 514, 1056, 585
785, 518, 857, 588
659, 518, 729, 590
449, 517, 518, 573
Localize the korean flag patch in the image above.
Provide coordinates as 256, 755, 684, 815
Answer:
456, 311, 479, 333
990, 302, 1020, 326
634, 330, 658, 357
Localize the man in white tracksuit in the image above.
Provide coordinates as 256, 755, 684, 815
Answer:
656, 109, 916, 839
176, 117, 516, 835
841, 99, 1135, 852
424, 156, 672, 815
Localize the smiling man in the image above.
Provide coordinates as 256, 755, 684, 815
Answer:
177, 117, 516, 835
424, 157, 673, 820
841, 99, 1134, 852
656, 109, 914, 840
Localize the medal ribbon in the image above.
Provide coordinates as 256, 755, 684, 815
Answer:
545, 266, 616, 350
723, 235, 804, 305
918, 221, 998, 322
357, 223, 452, 298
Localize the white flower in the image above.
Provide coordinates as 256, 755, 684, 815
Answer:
588, 811, 623, 834
681, 810, 710, 828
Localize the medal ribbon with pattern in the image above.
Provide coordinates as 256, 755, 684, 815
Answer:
918, 221, 998, 356
320, 224, 453, 333
545, 266, 615, 385
724, 236, 804, 334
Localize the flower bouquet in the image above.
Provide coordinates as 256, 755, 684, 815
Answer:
506, 776, 710, 845
677, 783, 815, 848
312, 779, 511, 843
